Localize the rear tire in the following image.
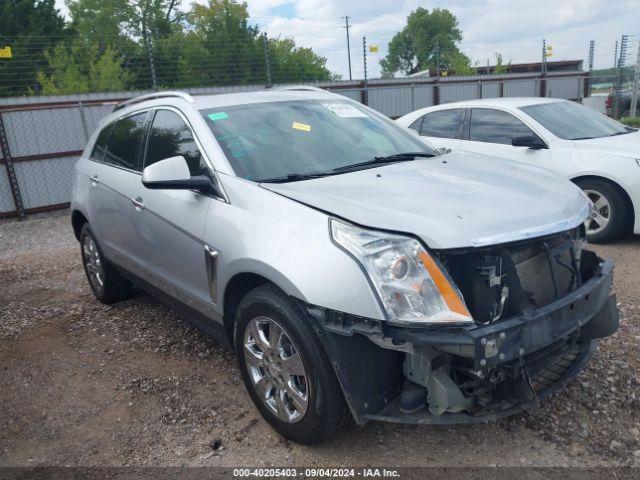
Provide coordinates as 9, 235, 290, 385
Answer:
234, 284, 349, 445
80, 224, 132, 304
575, 178, 629, 243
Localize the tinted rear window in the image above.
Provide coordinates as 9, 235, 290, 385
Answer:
469, 108, 534, 145
103, 112, 148, 171
91, 124, 113, 162
420, 109, 464, 138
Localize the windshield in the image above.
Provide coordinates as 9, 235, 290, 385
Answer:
201, 100, 433, 181
520, 101, 630, 140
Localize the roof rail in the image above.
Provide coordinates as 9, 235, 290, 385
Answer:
273, 85, 328, 93
113, 91, 194, 111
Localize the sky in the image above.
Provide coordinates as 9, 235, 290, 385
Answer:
54, 0, 639, 79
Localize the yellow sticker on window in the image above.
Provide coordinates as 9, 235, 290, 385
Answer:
292, 122, 311, 132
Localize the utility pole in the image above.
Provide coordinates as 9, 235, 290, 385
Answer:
362, 36, 368, 105
614, 41, 618, 68
630, 38, 640, 117
541, 38, 547, 73
434, 40, 440, 77
263, 32, 272, 87
343, 16, 352, 81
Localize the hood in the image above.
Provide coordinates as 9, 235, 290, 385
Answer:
261, 151, 589, 249
574, 130, 640, 159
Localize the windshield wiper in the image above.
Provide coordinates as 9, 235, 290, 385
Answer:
330, 152, 435, 173
258, 171, 335, 183
574, 127, 637, 140
609, 128, 636, 136
258, 152, 435, 183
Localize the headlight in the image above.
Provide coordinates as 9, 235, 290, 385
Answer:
330, 219, 473, 325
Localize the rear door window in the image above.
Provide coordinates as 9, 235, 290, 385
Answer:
420, 109, 464, 139
103, 112, 148, 171
469, 108, 536, 145
144, 109, 208, 176
91, 124, 113, 162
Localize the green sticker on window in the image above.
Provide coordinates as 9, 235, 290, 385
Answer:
208, 111, 229, 121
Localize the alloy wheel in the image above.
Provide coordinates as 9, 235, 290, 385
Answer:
584, 189, 611, 235
82, 235, 105, 294
243, 316, 309, 423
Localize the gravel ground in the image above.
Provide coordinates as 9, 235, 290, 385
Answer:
0, 210, 639, 467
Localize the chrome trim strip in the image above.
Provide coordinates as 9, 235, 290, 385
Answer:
469, 201, 590, 247
204, 245, 219, 303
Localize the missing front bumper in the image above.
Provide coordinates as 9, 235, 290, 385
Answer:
307, 257, 618, 425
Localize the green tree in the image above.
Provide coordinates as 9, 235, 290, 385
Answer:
66, 0, 184, 89
269, 37, 334, 83
0, 0, 67, 95
493, 53, 510, 74
36, 42, 132, 94
171, 0, 334, 86
380, 8, 470, 77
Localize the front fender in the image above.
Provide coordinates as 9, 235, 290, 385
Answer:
206, 176, 385, 320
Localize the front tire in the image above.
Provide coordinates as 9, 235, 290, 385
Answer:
575, 178, 629, 243
234, 284, 349, 445
80, 224, 132, 304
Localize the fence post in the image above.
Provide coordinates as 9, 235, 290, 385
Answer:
263, 33, 272, 87
143, 25, 158, 90
0, 112, 26, 220
539, 73, 547, 97
78, 101, 90, 142
499, 81, 504, 97
411, 83, 415, 110
433, 78, 440, 105
477, 81, 482, 99
362, 36, 369, 106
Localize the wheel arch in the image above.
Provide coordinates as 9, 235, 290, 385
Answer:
571, 175, 636, 229
71, 209, 89, 241
222, 272, 285, 347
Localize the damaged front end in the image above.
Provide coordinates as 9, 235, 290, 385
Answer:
307, 226, 619, 425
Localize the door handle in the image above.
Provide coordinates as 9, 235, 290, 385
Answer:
90, 175, 100, 185
131, 196, 145, 210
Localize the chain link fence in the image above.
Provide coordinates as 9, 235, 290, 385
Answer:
0, 71, 587, 220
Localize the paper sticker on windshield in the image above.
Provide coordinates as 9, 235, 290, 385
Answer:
208, 111, 229, 121
292, 121, 311, 132
323, 103, 368, 118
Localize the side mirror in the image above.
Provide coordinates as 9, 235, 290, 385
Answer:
142, 155, 213, 193
511, 135, 547, 150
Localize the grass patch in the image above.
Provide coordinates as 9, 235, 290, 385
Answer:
620, 117, 640, 128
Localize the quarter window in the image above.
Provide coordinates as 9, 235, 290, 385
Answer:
103, 113, 148, 170
469, 108, 536, 145
144, 110, 207, 176
419, 109, 464, 139
91, 124, 113, 162
408, 117, 423, 132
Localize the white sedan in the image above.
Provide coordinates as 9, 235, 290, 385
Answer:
396, 98, 640, 242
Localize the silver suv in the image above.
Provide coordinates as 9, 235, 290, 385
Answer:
71, 89, 619, 444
